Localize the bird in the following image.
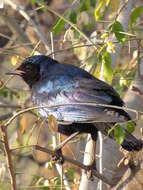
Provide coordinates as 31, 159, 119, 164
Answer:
8, 55, 143, 152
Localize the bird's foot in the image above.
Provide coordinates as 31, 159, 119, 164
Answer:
85, 161, 96, 180
52, 148, 64, 164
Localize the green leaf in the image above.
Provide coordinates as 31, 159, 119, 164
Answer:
107, 126, 114, 137
111, 21, 126, 44
39, 181, 50, 190
114, 124, 125, 145
94, 61, 102, 78
87, 55, 98, 65
79, 0, 90, 12
42, 185, 50, 190
94, 0, 104, 20
52, 18, 66, 36
32, 0, 45, 4
53, 176, 61, 190
90, 0, 96, 7
0, 89, 8, 97
126, 121, 135, 133
66, 167, 75, 181
31, 0, 36, 5
130, 6, 143, 26
102, 51, 113, 84
69, 10, 77, 24
105, 0, 110, 7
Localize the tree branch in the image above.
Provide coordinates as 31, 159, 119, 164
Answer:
0, 11, 32, 51
111, 0, 134, 67
0, 112, 13, 121
5, 0, 51, 53
4, 103, 141, 128
36, 3, 98, 52
19, 144, 113, 186
79, 134, 96, 189
0, 125, 16, 190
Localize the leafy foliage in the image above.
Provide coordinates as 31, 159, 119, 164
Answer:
130, 5, 143, 27
0, 88, 19, 100
108, 21, 126, 44
52, 19, 66, 36
126, 121, 135, 133
66, 167, 76, 182
102, 51, 113, 84
114, 124, 125, 145
94, 0, 110, 20
94, 0, 104, 20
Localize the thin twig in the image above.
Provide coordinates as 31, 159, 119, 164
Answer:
0, 112, 13, 122
50, 32, 55, 59
54, 132, 80, 151
98, 57, 105, 190
0, 104, 21, 109
0, 76, 15, 90
97, 131, 103, 190
11, 144, 113, 186
5, 0, 50, 53
1, 36, 140, 52
0, 11, 32, 51
35, 145, 113, 186
0, 125, 17, 190
115, 0, 129, 20
79, 134, 95, 190
30, 40, 41, 56
3, 43, 34, 50
36, 4, 98, 52
111, 0, 134, 67
47, 36, 140, 57
49, 31, 70, 190
0, 32, 11, 40
52, 135, 71, 190
4, 102, 141, 128
137, 40, 141, 78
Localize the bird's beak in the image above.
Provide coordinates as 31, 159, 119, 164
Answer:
5, 70, 25, 76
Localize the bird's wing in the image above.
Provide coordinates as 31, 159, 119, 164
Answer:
32, 75, 128, 123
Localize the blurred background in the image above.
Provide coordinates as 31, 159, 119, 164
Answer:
0, 0, 143, 189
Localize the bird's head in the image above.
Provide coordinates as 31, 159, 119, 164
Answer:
6, 55, 56, 88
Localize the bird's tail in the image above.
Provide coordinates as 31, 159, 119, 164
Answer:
94, 123, 143, 151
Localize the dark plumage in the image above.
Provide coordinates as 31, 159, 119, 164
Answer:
12, 55, 143, 151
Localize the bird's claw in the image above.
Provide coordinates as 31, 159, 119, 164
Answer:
85, 161, 96, 181
52, 148, 64, 164
87, 171, 94, 180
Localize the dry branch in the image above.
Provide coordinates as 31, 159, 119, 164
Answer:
34, 145, 113, 186
0, 11, 32, 51
0, 125, 16, 190
4, 103, 141, 128
5, 0, 50, 53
